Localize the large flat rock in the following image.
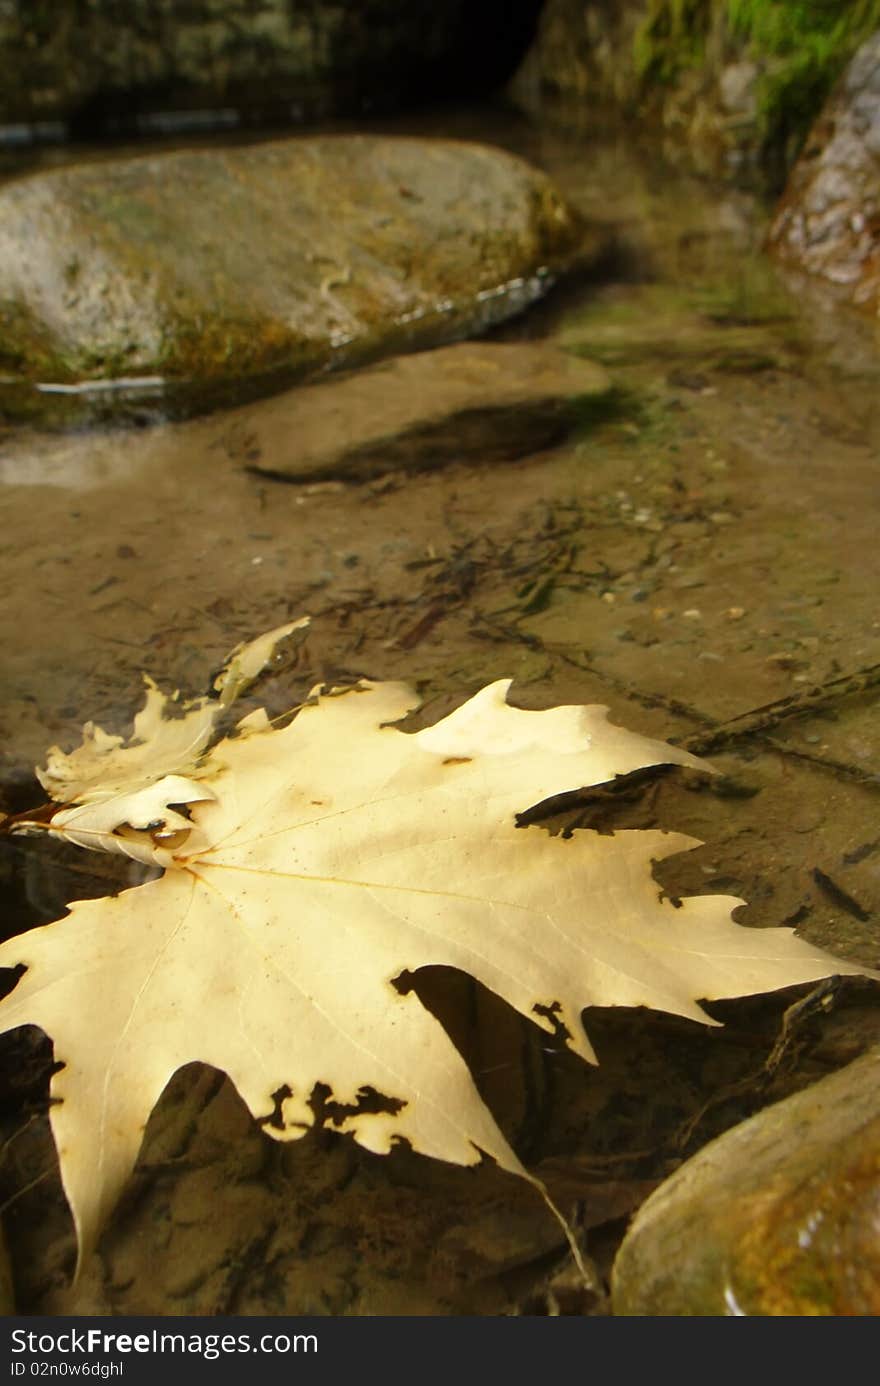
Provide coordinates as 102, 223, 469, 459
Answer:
0, 136, 586, 403
229, 342, 611, 482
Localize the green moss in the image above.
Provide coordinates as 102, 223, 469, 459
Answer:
566, 381, 639, 430
691, 263, 796, 325
730, 0, 880, 161
634, 0, 710, 82
0, 299, 72, 380
156, 316, 311, 382
566, 380, 677, 448
634, 0, 880, 168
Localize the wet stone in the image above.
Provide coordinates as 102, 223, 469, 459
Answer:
612, 1046, 880, 1316
769, 32, 880, 316
0, 135, 587, 407
230, 342, 611, 482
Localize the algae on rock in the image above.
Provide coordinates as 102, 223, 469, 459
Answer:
0, 136, 587, 402
511, 0, 880, 181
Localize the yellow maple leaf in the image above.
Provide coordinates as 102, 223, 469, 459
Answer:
0, 623, 868, 1275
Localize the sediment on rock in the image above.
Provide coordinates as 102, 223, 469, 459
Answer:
0, 135, 592, 409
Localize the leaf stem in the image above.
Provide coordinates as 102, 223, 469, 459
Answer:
530, 1173, 601, 1293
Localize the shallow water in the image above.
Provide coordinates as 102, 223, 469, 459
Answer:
1, 108, 879, 1314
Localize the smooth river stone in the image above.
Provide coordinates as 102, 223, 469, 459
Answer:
612, 1045, 880, 1315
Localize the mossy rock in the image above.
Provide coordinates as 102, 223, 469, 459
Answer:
0, 136, 590, 408
511, 0, 880, 182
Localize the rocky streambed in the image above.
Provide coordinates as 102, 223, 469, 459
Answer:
1, 101, 880, 1317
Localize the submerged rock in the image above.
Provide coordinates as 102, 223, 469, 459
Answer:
0, 135, 586, 401
231, 342, 611, 482
612, 1046, 880, 1316
769, 33, 880, 316
0, 342, 611, 492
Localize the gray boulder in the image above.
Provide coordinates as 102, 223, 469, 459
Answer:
233, 342, 612, 483
0, 135, 587, 399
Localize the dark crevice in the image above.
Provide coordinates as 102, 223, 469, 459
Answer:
58, 2, 547, 142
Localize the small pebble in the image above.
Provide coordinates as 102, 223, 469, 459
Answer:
683, 608, 702, 620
